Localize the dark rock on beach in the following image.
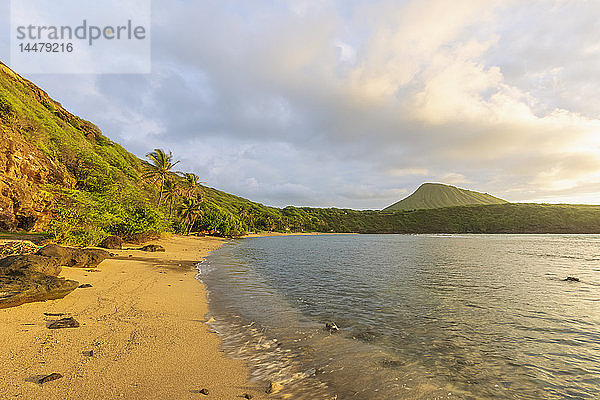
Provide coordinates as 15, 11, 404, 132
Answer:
140, 244, 166, 252
38, 373, 63, 384
0, 272, 79, 309
0, 254, 61, 276
47, 317, 80, 329
564, 276, 580, 282
0, 244, 112, 308
99, 235, 123, 250
78, 283, 93, 288
36, 244, 109, 268
199, 388, 210, 395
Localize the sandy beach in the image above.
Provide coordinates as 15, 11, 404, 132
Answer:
0, 235, 266, 400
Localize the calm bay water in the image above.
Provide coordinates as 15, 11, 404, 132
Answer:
199, 234, 600, 399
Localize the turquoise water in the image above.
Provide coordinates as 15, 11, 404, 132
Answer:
199, 234, 600, 399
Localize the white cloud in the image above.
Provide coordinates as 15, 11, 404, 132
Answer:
386, 168, 429, 177
437, 173, 472, 186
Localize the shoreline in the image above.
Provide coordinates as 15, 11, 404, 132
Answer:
241, 231, 358, 238
0, 235, 267, 400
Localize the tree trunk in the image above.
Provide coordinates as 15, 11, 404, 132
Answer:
157, 177, 164, 206
188, 216, 197, 235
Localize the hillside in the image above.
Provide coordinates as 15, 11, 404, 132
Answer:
384, 183, 508, 211
0, 61, 141, 232
0, 60, 256, 240
0, 60, 328, 241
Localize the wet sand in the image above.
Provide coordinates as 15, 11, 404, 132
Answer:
0, 235, 267, 400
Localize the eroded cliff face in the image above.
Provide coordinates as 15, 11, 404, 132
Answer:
0, 61, 98, 231
0, 128, 75, 231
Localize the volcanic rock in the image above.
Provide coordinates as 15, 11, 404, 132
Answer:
47, 316, 80, 329
36, 244, 109, 268
0, 272, 79, 309
140, 244, 165, 252
38, 373, 63, 384
0, 254, 61, 276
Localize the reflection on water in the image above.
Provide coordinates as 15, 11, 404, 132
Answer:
199, 234, 600, 399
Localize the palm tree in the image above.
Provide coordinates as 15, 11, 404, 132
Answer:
142, 149, 180, 205
178, 198, 202, 235
179, 172, 205, 200
162, 178, 179, 219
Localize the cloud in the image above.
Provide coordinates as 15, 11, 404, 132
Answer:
437, 173, 472, 186
4, 0, 600, 208
386, 168, 430, 177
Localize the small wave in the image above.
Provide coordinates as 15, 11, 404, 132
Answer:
207, 314, 337, 400
194, 260, 215, 283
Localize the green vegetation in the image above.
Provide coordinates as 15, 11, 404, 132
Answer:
307, 203, 600, 234
385, 183, 508, 211
46, 185, 167, 246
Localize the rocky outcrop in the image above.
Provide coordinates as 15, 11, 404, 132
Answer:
36, 244, 109, 268
0, 254, 61, 276
0, 243, 110, 309
0, 271, 79, 309
0, 129, 75, 231
0, 61, 105, 232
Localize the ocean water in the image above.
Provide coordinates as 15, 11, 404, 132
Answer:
198, 234, 600, 399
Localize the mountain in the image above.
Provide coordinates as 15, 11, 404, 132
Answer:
384, 183, 508, 211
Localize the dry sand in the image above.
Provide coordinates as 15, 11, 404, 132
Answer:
0, 235, 267, 400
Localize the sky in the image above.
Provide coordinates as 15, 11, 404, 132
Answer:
1, 0, 599, 209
